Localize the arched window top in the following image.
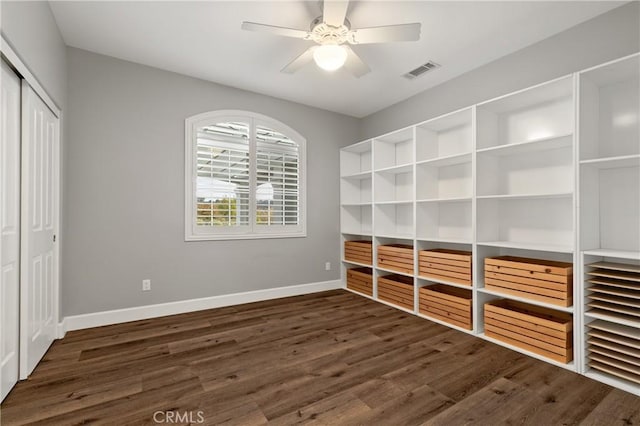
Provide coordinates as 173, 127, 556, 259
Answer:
186, 110, 305, 147
185, 110, 306, 241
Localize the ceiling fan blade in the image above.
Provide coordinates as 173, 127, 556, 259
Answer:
323, 0, 349, 27
241, 22, 311, 40
342, 45, 370, 78
348, 23, 421, 44
281, 47, 317, 74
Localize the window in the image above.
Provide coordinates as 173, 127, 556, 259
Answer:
185, 111, 306, 240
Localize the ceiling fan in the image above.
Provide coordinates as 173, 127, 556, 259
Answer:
241, 0, 421, 77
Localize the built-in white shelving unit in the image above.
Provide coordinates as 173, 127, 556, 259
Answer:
340, 53, 640, 396
578, 53, 640, 395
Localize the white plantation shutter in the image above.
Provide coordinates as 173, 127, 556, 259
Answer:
196, 122, 250, 229
256, 124, 300, 230
186, 111, 306, 240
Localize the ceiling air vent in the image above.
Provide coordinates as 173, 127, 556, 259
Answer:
404, 61, 440, 79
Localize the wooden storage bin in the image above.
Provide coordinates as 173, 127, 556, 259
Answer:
419, 249, 472, 286
484, 299, 573, 363
484, 256, 573, 307
344, 240, 373, 265
419, 284, 473, 330
378, 244, 414, 275
378, 274, 414, 310
346, 267, 373, 297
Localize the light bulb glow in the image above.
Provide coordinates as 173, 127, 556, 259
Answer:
313, 44, 347, 71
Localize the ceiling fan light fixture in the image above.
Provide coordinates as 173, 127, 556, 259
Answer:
313, 44, 347, 71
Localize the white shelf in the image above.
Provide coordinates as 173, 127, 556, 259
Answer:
478, 241, 573, 253
477, 288, 574, 313
476, 192, 573, 201
585, 311, 640, 330
374, 233, 414, 241
341, 202, 372, 207
417, 313, 474, 335
476, 134, 572, 156
341, 170, 372, 180
583, 249, 640, 260
341, 230, 372, 237
376, 266, 414, 278
417, 196, 472, 203
580, 155, 640, 169
374, 163, 414, 174
479, 333, 577, 372
417, 276, 473, 290
342, 259, 372, 268
417, 237, 472, 245
375, 200, 413, 205
416, 152, 472, 168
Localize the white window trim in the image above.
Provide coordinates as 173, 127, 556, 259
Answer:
185, 110, 307, 241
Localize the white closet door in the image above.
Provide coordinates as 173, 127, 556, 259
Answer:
19, 82, 59, 379
1, 61, 21, 401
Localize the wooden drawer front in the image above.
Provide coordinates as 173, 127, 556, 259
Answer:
378, 244, 414, 275
419, 284, 473, 330
378, 274, 414, 310
347, 267, 373, 297
345, 240, 373, 265
484, 256, 573, 307
484, 299, 573, 364
419, 249, 472, 286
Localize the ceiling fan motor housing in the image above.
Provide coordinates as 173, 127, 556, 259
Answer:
310, 16, 351, 45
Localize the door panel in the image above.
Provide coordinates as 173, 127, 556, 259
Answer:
20, 82, 58, 379
1, 60, 21, 401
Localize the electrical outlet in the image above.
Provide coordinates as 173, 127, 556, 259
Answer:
142, 279, 151, 291
325, 262, 331, 271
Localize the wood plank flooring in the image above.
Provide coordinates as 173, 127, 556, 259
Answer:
1, 289, 639, 425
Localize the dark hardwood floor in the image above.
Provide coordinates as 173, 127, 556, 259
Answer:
1, 289, 639, 425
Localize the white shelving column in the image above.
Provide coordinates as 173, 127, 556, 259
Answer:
475, 75, 578, 371
340, 140, 374, 296
371, 127, 415, 310
414, 108, 475, 332
578, 53, 640, 395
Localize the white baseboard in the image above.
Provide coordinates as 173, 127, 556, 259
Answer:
59, 279, 343, 335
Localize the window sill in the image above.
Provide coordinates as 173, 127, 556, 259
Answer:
185, 232, 307, 242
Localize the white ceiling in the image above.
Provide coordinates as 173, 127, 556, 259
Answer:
50, 1, 623, 117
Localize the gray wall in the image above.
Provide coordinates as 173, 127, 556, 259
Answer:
10, 1, 640, 318
63, 47, 360, 316
1, 1, 67, 109
360, 1, 640, 139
